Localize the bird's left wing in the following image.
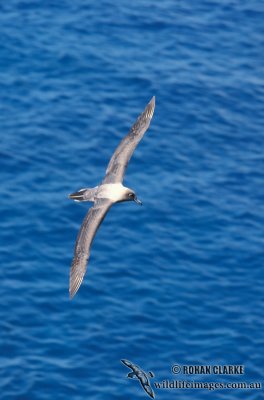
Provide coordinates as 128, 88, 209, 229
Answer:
103, 96, 155, 184
69, 199, 112, 299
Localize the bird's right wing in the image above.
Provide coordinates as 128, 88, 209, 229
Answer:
103, 97, 155, 184
69, 199, 112, 299
140, 380, 155, 399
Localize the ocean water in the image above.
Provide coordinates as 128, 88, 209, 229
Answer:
0, 1, 263, 399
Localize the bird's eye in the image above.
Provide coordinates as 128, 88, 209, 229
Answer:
128, 193, 134, 198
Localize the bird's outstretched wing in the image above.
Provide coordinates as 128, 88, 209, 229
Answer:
121, 359, 141, 372
103, 96, 155, 184
69, 199, 112, 299
139, 379, 155, 399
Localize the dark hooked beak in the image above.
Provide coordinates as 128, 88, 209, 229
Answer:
134, 196, 142, 206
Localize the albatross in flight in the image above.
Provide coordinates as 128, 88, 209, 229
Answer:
68, 96, 155, 299
121, 359, 155, 398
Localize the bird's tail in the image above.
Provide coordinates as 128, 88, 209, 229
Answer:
68, 187, 97, 202
68, 188, 87, 201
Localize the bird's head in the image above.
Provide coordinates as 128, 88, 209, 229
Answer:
124, 188, 142, 205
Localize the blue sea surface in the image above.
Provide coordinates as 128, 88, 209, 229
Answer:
0, 1, 263, 399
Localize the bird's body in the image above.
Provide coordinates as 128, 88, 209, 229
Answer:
70, 183, 132, 203
68, 97, 155, 299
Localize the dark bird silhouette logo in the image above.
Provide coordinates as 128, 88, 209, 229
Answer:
121, 359, 155, 398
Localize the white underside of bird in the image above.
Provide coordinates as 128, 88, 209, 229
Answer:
97, 183, 133, 202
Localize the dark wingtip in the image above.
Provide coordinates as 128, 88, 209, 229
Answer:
69, 275, 83, 300
69, 286, 75, 300
69, 290, 74, 300
149, 96, 155, 109
69, 265, 84, 300
145, 96, 155, 119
